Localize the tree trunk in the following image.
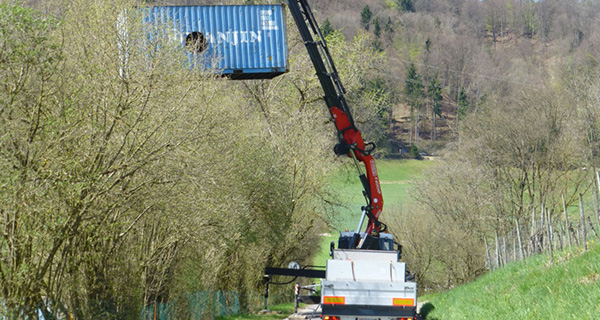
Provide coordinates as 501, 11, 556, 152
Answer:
587, 216, 600, 240
563, 194, 571, 248
512, 234, 516, 262
484, 238, 492, 270
502, 236, 507, 265
515, 218, 524, 260
531, 207, 537, 235
416, 113, 420, 147
546, 208, 554, 262
579, 193, 587, 252
595, 171, 600, 235
430, 105, 434, 149
557, 223, 563, 250
409, 106, 414, 147
495, 230, 501, 269
541, 204, 546, 251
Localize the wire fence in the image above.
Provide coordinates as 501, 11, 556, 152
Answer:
138, 289, 293, 320
485, 172, 600, 270
140, 291, 241, 320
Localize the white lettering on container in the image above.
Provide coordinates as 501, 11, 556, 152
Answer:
205, 31, 262, 46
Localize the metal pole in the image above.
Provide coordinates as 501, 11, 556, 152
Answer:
294, 282, 300, 313
357, 209, 367, 233
263, 276, 270, 311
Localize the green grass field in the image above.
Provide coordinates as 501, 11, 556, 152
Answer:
314, 159, 435, 266
326, 159, 434, 230
421, 241, 600, 320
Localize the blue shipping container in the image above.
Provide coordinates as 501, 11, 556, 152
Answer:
145, 5, 289, 79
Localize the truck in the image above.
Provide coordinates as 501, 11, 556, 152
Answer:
321, 233, 417, 320
285, 1, 418, 319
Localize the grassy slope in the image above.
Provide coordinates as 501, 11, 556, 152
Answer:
422, 241, 600, 320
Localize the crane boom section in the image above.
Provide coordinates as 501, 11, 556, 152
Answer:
286, 0, 383, 234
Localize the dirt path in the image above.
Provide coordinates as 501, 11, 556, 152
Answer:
285, 304, 321, 320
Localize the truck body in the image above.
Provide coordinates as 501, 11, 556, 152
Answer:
320, 234, 417, 320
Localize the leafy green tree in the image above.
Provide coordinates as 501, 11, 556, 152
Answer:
0, 4, 65, 318
312, 30, 389, 154
412, 159, 490, 286
361, 5, 372, 31
353, 77, 393, 153
522, 1, 536, 38
0, 1, 334, 318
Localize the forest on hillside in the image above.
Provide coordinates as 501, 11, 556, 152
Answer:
3, 0, 600, 319
313, 0, 600, 153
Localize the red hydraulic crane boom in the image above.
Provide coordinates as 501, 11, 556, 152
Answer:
286, 0, 385, 236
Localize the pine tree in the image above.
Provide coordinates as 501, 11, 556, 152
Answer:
374, 17, 381, 38
384, 17, 393, 33
457, 87, 469, 121
321, 18, 334, 37
405, 63, 423, 146
428, 75, 443, 144
397, 0, 415, 13
429, 75, 443, 118
405, 63, 423, 98
361, 5, 373, 31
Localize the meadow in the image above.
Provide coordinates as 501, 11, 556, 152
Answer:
314, 158, 435, 266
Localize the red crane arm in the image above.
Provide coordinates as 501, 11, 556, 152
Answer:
287, 0, 386, 235
329, 106, 383, 235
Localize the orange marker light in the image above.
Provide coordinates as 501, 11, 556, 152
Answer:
392, 298, 415, 306
322, 296, 345, 305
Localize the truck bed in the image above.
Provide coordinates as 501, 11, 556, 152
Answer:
321, 249, 417, 320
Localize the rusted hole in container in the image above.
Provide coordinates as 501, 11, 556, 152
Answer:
185, 31, 208, 53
